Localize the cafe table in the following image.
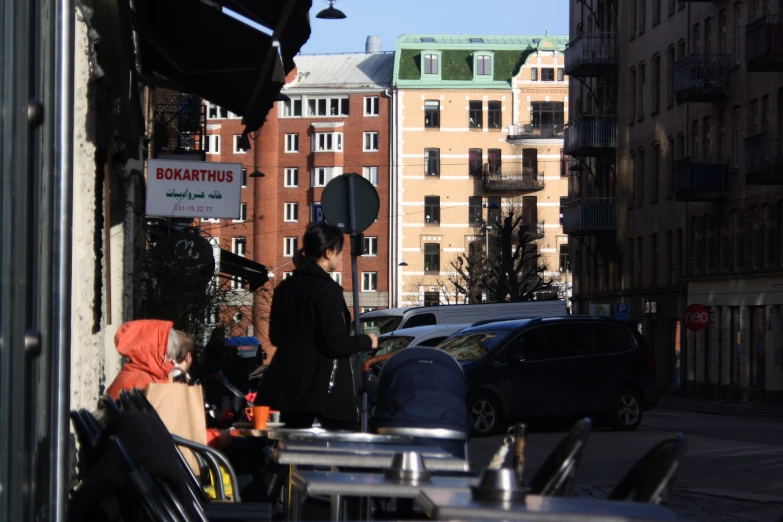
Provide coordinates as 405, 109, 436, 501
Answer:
277, 439, 452, 458
290, 470, 479, 522
237, 426, 413, 444
417, 488, 682, 521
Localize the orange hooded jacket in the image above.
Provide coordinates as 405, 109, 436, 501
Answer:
106, 320, 222, 447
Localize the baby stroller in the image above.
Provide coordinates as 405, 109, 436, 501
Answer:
363, 347, 469, 458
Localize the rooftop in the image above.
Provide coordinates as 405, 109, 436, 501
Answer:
397, 34, 569, 48
284, 52, 394, 90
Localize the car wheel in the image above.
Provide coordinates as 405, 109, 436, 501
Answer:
611, 388, 643, 431
468, 394, 502, 436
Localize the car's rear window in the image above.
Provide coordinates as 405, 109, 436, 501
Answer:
376, 336, 414, 356
438, 330, 514, 362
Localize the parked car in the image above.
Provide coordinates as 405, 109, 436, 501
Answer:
375, 324, 473, 357
359, 300, 568, 335
437, 317, 659, 436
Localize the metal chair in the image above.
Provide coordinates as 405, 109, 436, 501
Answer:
608, 433, 686, 504
529, 417, 592, 497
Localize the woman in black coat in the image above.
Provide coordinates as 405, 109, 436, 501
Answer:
255, 224, 378, 430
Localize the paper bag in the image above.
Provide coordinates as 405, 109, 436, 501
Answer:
143, 382, 207, 476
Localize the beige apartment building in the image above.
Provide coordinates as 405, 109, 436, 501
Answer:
391, 34, 571, 307
566, 0, 783, 401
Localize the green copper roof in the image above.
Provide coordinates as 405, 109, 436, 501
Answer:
393, 33, 569, 89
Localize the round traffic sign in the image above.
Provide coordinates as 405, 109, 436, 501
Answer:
320, 173, 380, 234
684, 304, 709, 331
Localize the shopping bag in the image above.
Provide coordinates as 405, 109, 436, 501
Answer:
143, 381, 207, 475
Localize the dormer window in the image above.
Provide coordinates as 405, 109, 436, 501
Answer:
423, 53, 439, 75
473, 52, 494, 81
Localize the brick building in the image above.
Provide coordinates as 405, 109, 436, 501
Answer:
566, 0, 783, 401
203, 47, 394, 357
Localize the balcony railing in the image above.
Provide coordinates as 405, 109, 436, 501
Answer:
674, 54, 731, 103
746, 15, 783, 72
673, 156, 730, 201
562, 198, 616, 236
564, 115, 617, 156
745, 132, 783, 184
564, 31, 617, 77
482, 168, 545, 192
507, 123, 565, 142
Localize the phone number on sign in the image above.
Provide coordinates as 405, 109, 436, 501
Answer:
174, 205, 213, 213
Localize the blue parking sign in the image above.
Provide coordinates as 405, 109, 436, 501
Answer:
615, 303, 629, 321
311, 203, 325, 224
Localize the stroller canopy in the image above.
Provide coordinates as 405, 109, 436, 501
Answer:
374, 347, 468, 433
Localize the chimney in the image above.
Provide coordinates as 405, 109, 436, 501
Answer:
365, 35, 381, 53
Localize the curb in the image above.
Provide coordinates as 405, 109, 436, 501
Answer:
659, 399, 783, 419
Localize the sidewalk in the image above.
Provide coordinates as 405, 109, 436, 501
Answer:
659, 395, 783, 419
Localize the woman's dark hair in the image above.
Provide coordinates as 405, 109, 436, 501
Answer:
294, 223, 344, 267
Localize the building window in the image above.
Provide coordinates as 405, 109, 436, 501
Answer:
488, 148, 502, 174
668, 0, 675, 15
280, 97, 302, 117
559, 244, 570, 272
765, 205, 774, 266
363, 132, 379, 152
631, 0, 638, 36
703, 116, 712, 159
691, 120, 700, 161
469, 196, 483, 226
362, 272, 378, 292
628, 239, 635, 288
469, 148, 483, 177
653, 0, 661, 24
284, 237, 298, 258
720, 214, 730, 270
753, 207, 760, 270
206, 102, 228, 119
531, 102, 565, 129
666, 230, 673, 285
284, 168, 299, 188
469, 101, 483, 128
205, 134, 220, 154
651, 233, 658, 285
557, 68, 565, 81
762, 95, 770, 133
232, 237, 246, 257
639, 0, 646, 33
637, 64, 645, 121
363, 236, 378, 256
666, 137, 675, 199
307, 96, 349, 117
312, 167, 339, 187
651, 144, 660, 203
362, 166, 378, 186
283, 272, 293, 280
560, 197, 568, 225
284, 202, 299, 222
732, 107, 740, 168
424, 101, 440, 128
531, 68, 538, 81
487, 101, 502, 129
241, 168, 248, 187
313, 132, 343, 152
651, 55, 661, 114
630, 68, 637, 123
750, 99, 760, 135
233, 135, 248, 154
541, 68, 555, 81
666, 47, 675, 109
734, 4, 741, 64
285, 133, 299, 153
733, 211, 743, 271
718, 111, 726, 160
330, 272, 342, 285
705, 17, 713, 54
424, 243, 440, 273
234, 202, 247, 223
636, 149, 645, 207
364, 96, 379, 116
423, 53, 439, 75
637, 237, 644, 287
425, 148, 440, 176
424, 196, 440, 225
423, 292, 440, 307
476, 55, 492, 76
487, 196, 501, 225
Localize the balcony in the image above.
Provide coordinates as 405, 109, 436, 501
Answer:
562, 198, 616, 236
564, 32, 617, 77
482, 165, 545, 192
564, 115, 617, 157
674, 54, 731, 103
745, 133, 783, 184
507, 123, 565, 145
746, 15, 783, 72
672, 157, 729, 201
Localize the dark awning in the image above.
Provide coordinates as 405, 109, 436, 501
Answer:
131, 0, 312, 134
219, 249, 269, 292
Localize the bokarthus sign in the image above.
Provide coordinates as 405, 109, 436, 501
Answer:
146, 158, 243, 219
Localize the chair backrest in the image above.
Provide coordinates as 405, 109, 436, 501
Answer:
529, 418, 592, 497
608, 433, 686, 504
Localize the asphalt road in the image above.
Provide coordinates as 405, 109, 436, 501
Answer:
468, 408, 783, 520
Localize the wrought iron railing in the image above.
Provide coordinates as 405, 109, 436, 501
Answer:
745, 132, 783, 183
564, 31, 618, 76
672, 156, 730, 200
746, 15, 783, 71
564, 115, 617, 156
674, 54, 731, 102
508, 123, 565, 140
562, 197, 617, 234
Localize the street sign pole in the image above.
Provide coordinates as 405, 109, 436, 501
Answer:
346, 175, 362, 335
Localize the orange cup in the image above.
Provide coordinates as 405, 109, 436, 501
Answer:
250, 405, 270, 430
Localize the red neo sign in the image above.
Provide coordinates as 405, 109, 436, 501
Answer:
684, 304, 710, 331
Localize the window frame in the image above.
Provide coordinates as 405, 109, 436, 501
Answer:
279, 97, 303, 118
233, 202, 248, 223
469, 148, 483, 177
284, 202, 299, 223
475, 53, 493, 77
312, 167, 340, 188
541, 68, 555, 82
424, 100, 440, 129
362, 166, 379, 186
312, 132, 344, 152
363, 236, 378, 257
469, 196, 483, 226
424, 148, 440, 177
424, 243, 441, 274
205, 134, 220, 155
283, 237, 298, 258
469, 101, 483, 129
232, 135, 248, 154
422, 51, 441, 77
363, 131, 380, 152
361, 272, 378, 292
306, 96, 350, 117
487, 101, 502, 129
284, 168, 299, 188
364, 96, 380, 116
285, 133, 299, 153
424, 196, 441, 225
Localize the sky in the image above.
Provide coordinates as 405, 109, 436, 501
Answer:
300, 0, 570, 54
